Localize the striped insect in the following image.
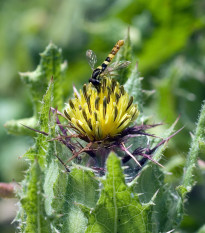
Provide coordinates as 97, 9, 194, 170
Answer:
87, 40, 129, 87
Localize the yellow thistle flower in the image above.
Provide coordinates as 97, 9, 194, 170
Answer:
64, 77, 139, 141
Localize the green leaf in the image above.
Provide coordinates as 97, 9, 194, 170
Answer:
124, 64, 143, 113
176, 101, 205, 222
43, 160, 59, 216
20, 161, 51, 233
38, 79, 54, 133
5, 43, 67, 136
49, 167, 99, 233
4, 117, 37, 136
118, 30, 143, 114
132, 164, 181, 232
17, 78, 54, 231
115, 30, 132, 85
80, 152, 154, 233
35, 79, 54, 167
131, 119, 182, 232
21, 78, 53, 164
20, 43, 66, 113
180, 101, 205, 193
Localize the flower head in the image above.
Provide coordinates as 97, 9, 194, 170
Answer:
64, 77, 139, 141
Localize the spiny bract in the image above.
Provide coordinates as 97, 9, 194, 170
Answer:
64, 77, 139, 141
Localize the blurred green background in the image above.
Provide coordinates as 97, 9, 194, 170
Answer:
0, 0, 205, 232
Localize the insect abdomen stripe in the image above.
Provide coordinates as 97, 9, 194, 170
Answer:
91, 40, 124, 80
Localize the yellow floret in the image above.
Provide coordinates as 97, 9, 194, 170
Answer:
64, 77, 139, 141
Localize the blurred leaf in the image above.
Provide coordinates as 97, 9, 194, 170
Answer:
196, 224, 205, 233
4, 117, 37, 136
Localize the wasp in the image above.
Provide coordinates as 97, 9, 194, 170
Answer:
87, 40, 130, 87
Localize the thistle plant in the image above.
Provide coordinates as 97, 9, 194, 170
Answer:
5, 36, 204, 233
49, 40, 178, 172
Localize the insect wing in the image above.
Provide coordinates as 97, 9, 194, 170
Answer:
86, 49, 97, 70
107, 61, 131, 73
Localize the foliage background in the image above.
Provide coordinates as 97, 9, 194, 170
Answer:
0, 0, 205, 232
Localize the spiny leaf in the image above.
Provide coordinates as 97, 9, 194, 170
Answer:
180, 101, 205, 194
4, 117, 37, 136
17, 79, 54, 231
176, 101, 205, 226
131, 119, 182, 232
80, 152, 154, 233
20, 161, 51, 233
38, 79, 53, 133
35, 79, 54, 167
132, 164, 181, 232
5, 43, 67, 136
124, 64, 143, 113
151, 117, 180, 162
21, 79, 53, 164
21, 43, 66, 112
